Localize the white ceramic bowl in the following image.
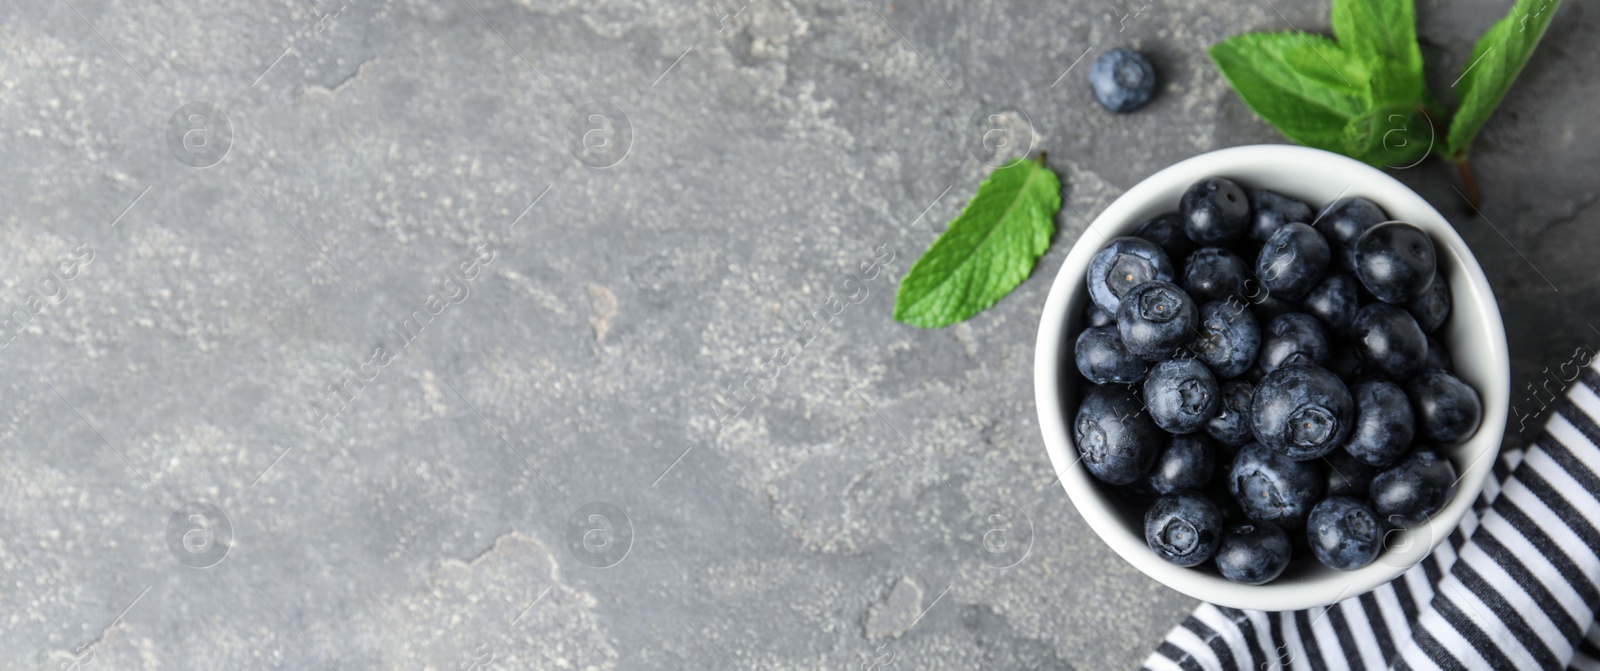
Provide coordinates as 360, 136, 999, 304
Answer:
1033, 145, 1509, 611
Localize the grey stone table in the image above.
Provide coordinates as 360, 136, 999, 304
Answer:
2, 0, 1596, 668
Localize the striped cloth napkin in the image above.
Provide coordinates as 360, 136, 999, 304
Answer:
1140, 366, 1600, 671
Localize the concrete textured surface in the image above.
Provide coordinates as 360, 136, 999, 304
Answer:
0, 0, 1595, 668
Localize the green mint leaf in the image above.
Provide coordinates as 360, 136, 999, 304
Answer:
1209, 33, 1374, 155
1332, 0, 1427, 103
893, 156, 1061, 328
1345, 102, 1435, 168
1445, 0, 1562, 158
1329, 0, 1434, 166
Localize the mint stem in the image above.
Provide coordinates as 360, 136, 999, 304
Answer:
1422, 105, 1447, 157
1454, 157, 1482, 211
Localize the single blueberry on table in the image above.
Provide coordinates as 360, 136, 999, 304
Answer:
1308, 496, 1383, 570
1250, 363, 1353, 461
1146, 434, 1216, 495
1343, 379, 1415, 467
1301, 272, 1359, 336
1075, 386, 1163, 485
1135, 212, 1194, 263
1350, 303, 1427, 380
1324, 449, 1380, 499
1405, 270, 1452, 333
1182, 247, 1248, 303
1116, 281, 1198, 361
1206, 379, 1257, 446
1355, 222, 1438, 304
1144, 358, 1221, 434
1088, 236, 1175, 314
1248, 189, 1314, 243
1180, 177, 1251, 245
1144, 490, 1222, 567
1258, 312, 1331, 375
1086, 304, 1116, 327
1313, 197, 1388, 273
1193, 300, 1261, 379
1090, 48, 1157, 113
1228, 442, 1326, 530
1370, 448, 1457, 527
1256, 223, 1331, 300
1214, 521, 1292, 585
1406, 369, 1483, 444
1074, 325, 1147, 385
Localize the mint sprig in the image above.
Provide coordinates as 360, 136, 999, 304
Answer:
1209, 33, 1382, 158
1446, 0, 1559, 159
1211, 0, 1562, 206
893, 155, 1061, 328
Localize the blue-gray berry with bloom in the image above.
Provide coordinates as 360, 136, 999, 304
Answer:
1090, 48, 1156, 113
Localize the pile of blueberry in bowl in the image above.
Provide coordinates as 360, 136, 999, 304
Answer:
1043, 152, 1504, 605
1076, 173, 1486, 584
1037, 147, 1507, 610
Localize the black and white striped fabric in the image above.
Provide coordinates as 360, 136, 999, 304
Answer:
1141, 366, 1600, 671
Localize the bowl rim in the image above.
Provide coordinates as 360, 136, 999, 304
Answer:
1032, 144, 1510, 611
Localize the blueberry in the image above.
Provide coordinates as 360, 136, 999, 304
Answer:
1090, 48, 1157, 113
1144, 491, 1222, 567
1182, 248, 1248, 303
1350, 303, 1427, 380
1406, 369, 1482, 444
1206, 380, 1256, 446
1145, 358, 1221, 434
1301, 272, 1359, 336
1258, 313, 1330, 375
1256, 223, 1331, 300
1355, 222, 1437, 304
1404, 270, 1451, 333
1073, 325, 1146, 385
1147, 434, 1216, 495
1116, 281, 1198, 361
1307, 496, 1383, 570
1424, 335, 1453, 371
1088, 237, 1175, 314
1075, 386, 1163, 485
1228, 442, 1326, 530
1135, 213, 1195, 263
1214, 521, 1292, 584
1250, 363, 1353, 461
1370, 448, 1457, 527
1193, 301, 1261, 379
1325, 449, 1380, 499
1180, 178, 1250, 245
1248, 189, 1314, 243
1087, 304, 1116, 328
1313, 197, 1388, 273
1342, 380, 1415, 467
